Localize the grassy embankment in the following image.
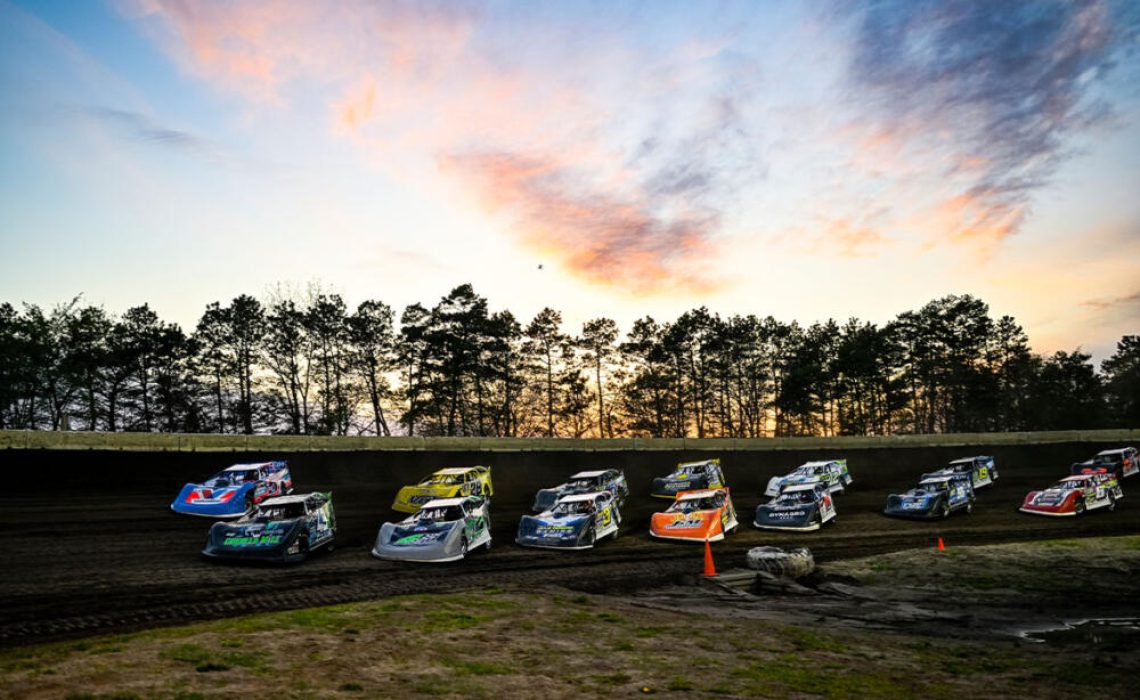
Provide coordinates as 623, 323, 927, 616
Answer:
3, 536, 1139, 699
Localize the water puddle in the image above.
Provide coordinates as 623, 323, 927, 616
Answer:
1018, 618, 1140, 650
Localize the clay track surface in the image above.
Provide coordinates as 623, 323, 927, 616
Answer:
2, 443, 1139, 647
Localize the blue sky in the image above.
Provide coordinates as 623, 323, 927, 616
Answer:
1, 0, 1138, 360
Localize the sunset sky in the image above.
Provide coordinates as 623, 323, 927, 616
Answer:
1, 1, 1137, 361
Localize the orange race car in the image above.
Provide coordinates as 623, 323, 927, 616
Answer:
649, 488, 739, 542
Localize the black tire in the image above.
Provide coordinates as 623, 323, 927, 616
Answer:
459, 535, 468, 556
585, 527, 596, 547
966, 499, 974, 514
611, 525, 620, 541
938, 500, 950, 518
1107, 494, 1116, 512
1074, 500, 1086, 516
244, 495, 254, 512
296, 533, 310, 560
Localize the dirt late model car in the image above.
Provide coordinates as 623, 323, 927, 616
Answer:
649, 488, 738, 542
1020, 469, 1123, 517
516, 491, 621, 549
532, 469, 630, 512
923, 455, 998, 490
754, 482, 837, 531
764, 459, 851, 497
650, 459, 726, 499
391, 466, 493, 513
883, 473, 974, 520
1072, 447, 1139, 480
373, 496, 492, 563
171, 461, 293, 518
201, 492, 335, 563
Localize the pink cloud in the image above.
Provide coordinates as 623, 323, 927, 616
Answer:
440, 151, 724, 296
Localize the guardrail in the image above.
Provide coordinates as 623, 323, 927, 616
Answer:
0, 428, 1135, 453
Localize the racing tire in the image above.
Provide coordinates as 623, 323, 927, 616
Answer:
243, 495, 254, 513
966, 500, 974, 514
938, 500, 950, 518
296, 534, 310, 560
612, 525, 620, 541
746, 546, 815, 579
586, 527, 596, 547
1107, 494, 1116, 512
459, 535, 468, 557
1074, 500, 1086, 516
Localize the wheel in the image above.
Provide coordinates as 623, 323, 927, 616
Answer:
244, 495, 254, 512
938, 500, 950, 518
585, 527, 596, 547
325, 539, 335, 553
966, 500, 974, 514
1074, 500, 1086, 516
611, 525, 620, 541
296, 534, 310, 559
1107, 494, 1116, 512
459, 535, 468, 556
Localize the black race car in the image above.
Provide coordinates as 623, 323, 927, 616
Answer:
202, 492, 335, 563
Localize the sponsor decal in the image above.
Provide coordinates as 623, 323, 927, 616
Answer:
536, 524, 576, 538
665, 514, 706, 529
223, 534, 283, 547
767, 510, 807, 519
395, 532, 444, 545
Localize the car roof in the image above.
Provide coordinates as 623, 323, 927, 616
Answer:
1097, 448, 1131, 455
224, 463, 268, 471
919, 476, 953, 485
677, 460, 713, 468
782, 483, 822, 493
948, 457, 984, 464
677, 489, 721, 500
435, 467, 476, 475
259, 495, 308, 506
1058, 476, 1088, 483
800, 461, 837, 468
558, 493, 606, 503
420, 497, 468, 507
570, 470, 609, 478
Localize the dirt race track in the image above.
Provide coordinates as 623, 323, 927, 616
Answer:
2, 440, 1139, 647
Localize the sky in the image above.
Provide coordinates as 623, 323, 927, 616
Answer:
1, 0, 1138, 363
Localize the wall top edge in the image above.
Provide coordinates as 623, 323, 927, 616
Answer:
0, 429, 1135, 452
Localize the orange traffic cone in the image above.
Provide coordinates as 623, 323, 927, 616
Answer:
702, 539, 717, 577
937, 536, 945, 552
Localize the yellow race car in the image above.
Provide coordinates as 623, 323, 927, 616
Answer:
392, 466, 494, 513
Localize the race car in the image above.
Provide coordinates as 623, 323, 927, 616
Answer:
1020, 469, 1123, 517
650, 459, 726, 499
1072, 448, 1139, 480
923, 455, 998, 490
516, 491, 621, 549
391, 466, 493, 513
171, 461, 293, 518
764, 459, 851, 497
883, 473, 974, 520
754, 481, 837, 531
532, 469, 629, 512
201, 492, 335, 563
372, 496, 492, 562
649, 487, 738, 542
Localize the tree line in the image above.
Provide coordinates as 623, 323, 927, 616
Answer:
1, 286, 1136, 437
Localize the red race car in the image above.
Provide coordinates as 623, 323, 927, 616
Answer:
1020, 469, 1123, 517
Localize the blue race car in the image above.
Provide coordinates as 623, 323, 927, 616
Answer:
201, 492, 335, 563
922, 455, 997, 490
754, 482, 837, 531
650, 459, 726, 499
883, 473, 974, 520
171, 461, 293, 518
531, 469, 629, 512
517, 491, 621, 549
